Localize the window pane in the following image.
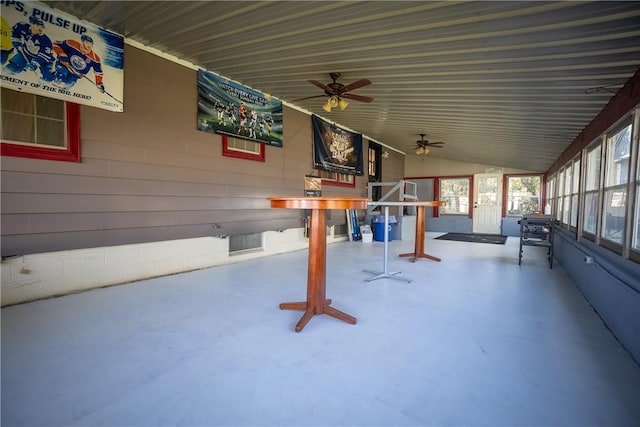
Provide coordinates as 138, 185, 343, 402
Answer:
507, 175, 541, 215
478, 176, 498, 205
604, 124, 631, 187
2, 112, 34, 142
572, 159, 580, 193
585, 144, 601, 191
339, 173, 354, 183
583, 192, 598, 234
1, 87, 34, 114
228, 137, 260, 154
570, 194, 578, 227
440, 178, 469, 214
564, 164, 573, 194
633, 184, 640, 251
321, 171, 337, 181
601, 187, 626, 243
36, 117, 65, 147
562, 195, 570, 224
36, 96, 64, 120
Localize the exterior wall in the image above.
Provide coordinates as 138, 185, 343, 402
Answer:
1, 46, 310, 257
1, 227, 354, 307
0, 45, 386, 305
553, 229, 640, 364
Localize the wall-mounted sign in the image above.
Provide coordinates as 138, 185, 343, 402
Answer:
197, 69, 283, 147
312, 115, 363, 175
1, 1, 125, 112
304, 175, 322, 197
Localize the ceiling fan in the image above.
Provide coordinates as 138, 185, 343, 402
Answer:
293, 72, 374, 112
414, 134, 445, 155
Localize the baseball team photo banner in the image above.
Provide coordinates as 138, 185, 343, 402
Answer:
197, 69, 283, 147
312, 115, 363, 176
1, 1, 125, 112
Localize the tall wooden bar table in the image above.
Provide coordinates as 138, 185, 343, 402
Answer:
397, 200, 446, 262
269, 196, 369, 332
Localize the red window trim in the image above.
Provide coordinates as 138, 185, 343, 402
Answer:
222, 135, 265, 162
321, 175, 356, 188
1, 102, 80, 162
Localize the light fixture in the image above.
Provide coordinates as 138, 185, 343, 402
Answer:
322, 95, 348, 112
415, 146, 430, 155
322, 96, 338, 112
382, 150, 389, 159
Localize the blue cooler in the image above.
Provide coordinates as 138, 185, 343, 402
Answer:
372, 215, 397, 241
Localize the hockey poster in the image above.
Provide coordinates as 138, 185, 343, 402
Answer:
1, 1, 124, 112
197, 69, 283, 147
312, 115, 363, 175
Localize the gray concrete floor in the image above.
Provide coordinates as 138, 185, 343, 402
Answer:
2, 234, 640, 427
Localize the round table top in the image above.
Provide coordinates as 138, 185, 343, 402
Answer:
368, 200, 445, 207
269, 196, 369, 210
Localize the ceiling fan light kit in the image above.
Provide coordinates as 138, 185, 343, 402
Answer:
414, 133, 445, 155
322, 95, 349, 112
296, 72, 373, 112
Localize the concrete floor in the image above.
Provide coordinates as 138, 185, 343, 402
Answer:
2, 234, 640, 427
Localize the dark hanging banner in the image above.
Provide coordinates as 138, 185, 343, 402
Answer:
312, 115, 363, 175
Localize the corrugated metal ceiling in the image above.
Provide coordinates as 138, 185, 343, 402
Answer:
43, 1, 640, 172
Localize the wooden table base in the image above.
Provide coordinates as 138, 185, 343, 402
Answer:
280, 299, 357, 332
269, 197, 368, 332
398, 205, 442, 263
279, 208, 357, 332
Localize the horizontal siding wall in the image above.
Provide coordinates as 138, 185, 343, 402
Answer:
1, 46, 371, 257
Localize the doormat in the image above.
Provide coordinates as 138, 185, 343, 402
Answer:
435, 233, 507, 245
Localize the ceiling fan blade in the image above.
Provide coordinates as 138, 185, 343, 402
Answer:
308, 80, 335, 94
291, 95, 327, 102
427, 142, 445, 147
341, 93, 374, 103
342, 78, 371, 93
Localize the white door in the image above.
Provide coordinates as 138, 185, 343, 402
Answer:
473, 173, 502, 234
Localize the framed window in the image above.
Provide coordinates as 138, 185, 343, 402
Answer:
555, 169, 563, 222
546, 175, 556, 217
582, 141, 602, 237
320, 170, 355, 187
570, 157, 581, 228
562, 163, 572, 226
1, 88, 80, 162
632, 131, 640, 259
600, 121, 631, 247
505, 174, 542, 216
222, 135, 265, 162
439, 177, 470, 215
368, 142, 382, 200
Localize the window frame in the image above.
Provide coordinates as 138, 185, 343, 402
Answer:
503, 173, 543, 217
320, 170, 356, 188
437, 176, 471, 216
599, 119, 632, 253
222, 135, 265, 162
581, 139, 603, 241
1, 100, 80, 162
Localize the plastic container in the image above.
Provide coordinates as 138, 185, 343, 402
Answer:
372, 215, 397, 242
360, 225, 373, 243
